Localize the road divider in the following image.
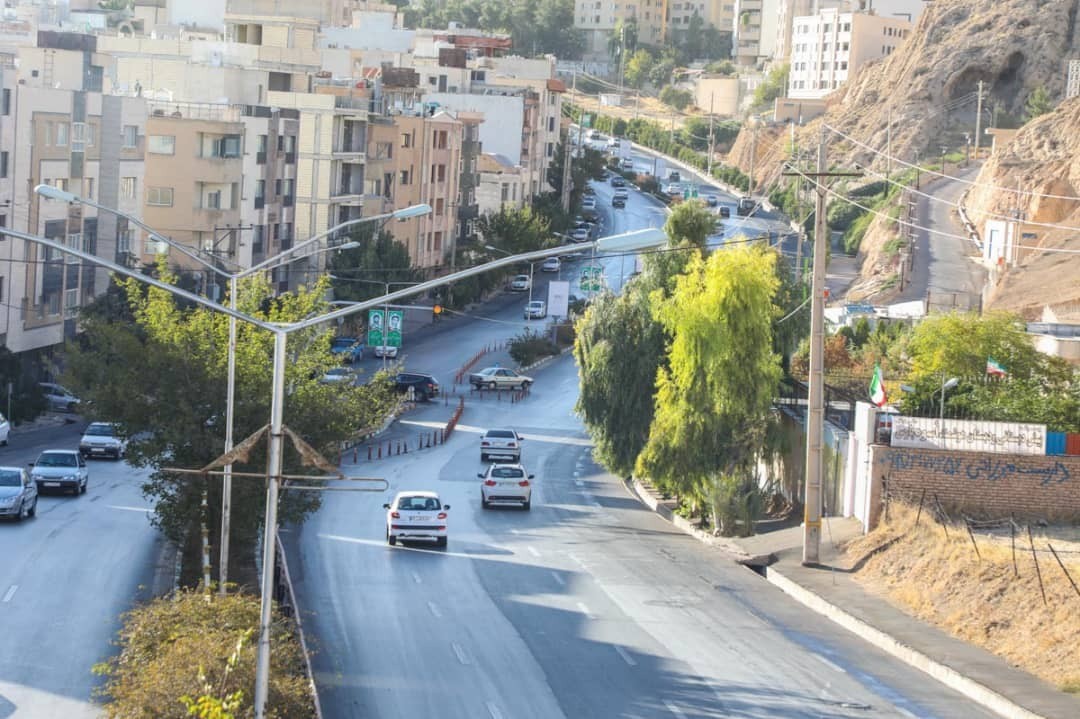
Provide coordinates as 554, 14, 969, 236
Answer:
453, 340, 510, 388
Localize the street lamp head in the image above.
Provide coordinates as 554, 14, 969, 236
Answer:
484, 245, 510, 255
391, 204, 432, 221
943, 377, 960, 391
335, 241, 361, 251
35, 183, 79, 203
595, 227, 668, 253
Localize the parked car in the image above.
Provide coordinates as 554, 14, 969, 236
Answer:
479, 463, 535, 510
383, 491, 449, 547
79, 422, 126, 459
611, 176, 626, 188
30, 449, 88, 495
582, 198, 597, 213
320, 367, 356, 385
0, 412, 9, 446
469, 367, 533, 391
663, 183, 683, 196
571, 227, 590, 242
373, 345, 399, 359
330, 337, 363, 363
394, 372, 439, 401
39, 383, 80, 413
541, 257, 561, 273
0, 467, 37, 521
718, 205, 732, 218
524, 300, 547, 320
510, 274, 532, 292
479, 428, 524, 462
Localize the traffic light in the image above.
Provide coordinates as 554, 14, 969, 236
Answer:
433, 304, 442, 320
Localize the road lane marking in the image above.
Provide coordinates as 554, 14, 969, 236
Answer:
550, 571, 565, 586
576, 602, 593, 619
664, 700, 687, 718
486, 701, 504, 719
527, 546, 540, 558
411, 571, 422, 584
614, 645, 637, 666
427, 601, 442, 618
2, 585, 17, 603
108, 505, 153, 513
814, 654, 847, 673
452, 642, 470, 665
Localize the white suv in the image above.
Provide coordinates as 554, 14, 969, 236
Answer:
480, 428, 524, 462
479, 463, 535, 510
383, 491, 449, 547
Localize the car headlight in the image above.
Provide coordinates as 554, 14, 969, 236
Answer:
62, 474, 77, 481
0, 497, 15, 507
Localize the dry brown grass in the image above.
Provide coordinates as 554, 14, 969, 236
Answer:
569, 91, 700, 128
844, 503, 1080, 692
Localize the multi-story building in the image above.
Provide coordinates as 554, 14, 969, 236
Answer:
772, 0, 926, 64
787, 8, 912, 100
476, 153, 527, 217
574, 0, 667, 56
731, 0, 782, 67
669, 1, 736, 42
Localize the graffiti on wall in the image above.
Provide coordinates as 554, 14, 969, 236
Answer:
888, 450, 1072, 486
891, 416, 1046, 455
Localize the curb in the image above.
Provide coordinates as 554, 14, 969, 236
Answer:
517, 345, 573, 374
625, 478, 1052, 719
10, 414, 78, 436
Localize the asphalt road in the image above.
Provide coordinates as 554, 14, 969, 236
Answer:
288, 171, 997, 719
0, 418, 161, 718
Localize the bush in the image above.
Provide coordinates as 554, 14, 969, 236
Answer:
508, 329, 559, 367
94, 590, 314, 719
659, 85, 693, 111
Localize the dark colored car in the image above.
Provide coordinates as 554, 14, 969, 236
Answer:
394, 372, 440, 401
719, 206, 731, 218
611, 176, 626, 188
330, 337, 364, 363
612, 196, 626, 208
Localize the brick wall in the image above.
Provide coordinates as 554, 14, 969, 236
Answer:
868, 445, 1080, 526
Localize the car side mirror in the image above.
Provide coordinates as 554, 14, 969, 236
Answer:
382, 503, 390, 509
443, 504, 450, 510
528, 474, 535, 480
477, 473, 484, 479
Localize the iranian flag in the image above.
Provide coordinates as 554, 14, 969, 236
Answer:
986, 357, 1008, 377
868, 364, 888, 407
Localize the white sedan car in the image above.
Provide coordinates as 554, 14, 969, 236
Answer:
510, 274, 531, 291
373, 344, 399, 359
383, 491, 449, 547
541, 257, 561, 273
0, 412, 8, 446
479, 464, 535, 510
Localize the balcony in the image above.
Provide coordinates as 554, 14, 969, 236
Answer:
333, 148, 366, 162
256, 151, 267, 165
331, 187, 364, 206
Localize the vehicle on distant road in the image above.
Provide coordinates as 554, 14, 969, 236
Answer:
479, 463, 535, 510
510, 274, 532, 291
524, 300, 547, 319
469, 367, 533, 391
330, 337, 364, 363
737, 196, 756, 215
373, 344, 399, 359
320, 367, 356, 385
668, 170, 681, 183
612, 195, 626, 208
571, 227, 590, 242
704, 195, 718, 207
394, 372, 439, 401
621, 157, 634, 170
479, 428, 524, 462
383, 491, 449, 547
541, 257, 561, 273
0, 413, 8, 446
30, 449, 88, 495
0, 466, 37, 521
611, 176, 626, 188
79, 422, 126, 459
587, 130, 602, 141
39, 383, 80, 413
719, 205, 732, 218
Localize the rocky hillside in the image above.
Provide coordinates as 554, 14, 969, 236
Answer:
730, 0, 1080, 317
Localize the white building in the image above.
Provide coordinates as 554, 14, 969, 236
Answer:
787, 8, 911, 100
732, 0, 782, 68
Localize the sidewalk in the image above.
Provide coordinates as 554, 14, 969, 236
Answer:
9, 412, 79, 437
628, 478, 1080, 719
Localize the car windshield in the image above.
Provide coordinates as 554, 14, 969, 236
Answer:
398, 496, 440, 511
491, 467, 524, 479
0, 470, 21, 487
37, 452, 77, 467
85, 424, 115, 437
331, 339, 354, 348
486, 430, 515, 438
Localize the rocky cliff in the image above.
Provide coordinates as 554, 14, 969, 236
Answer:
730, 0, 1080, 317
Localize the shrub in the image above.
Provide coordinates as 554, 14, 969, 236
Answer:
508, 330, 559, 367
94, 590, 314, 719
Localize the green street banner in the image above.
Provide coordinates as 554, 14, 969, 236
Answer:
386, 310, 404, 347
367, 310, 385, 347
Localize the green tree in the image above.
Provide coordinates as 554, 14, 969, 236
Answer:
636, 245, 782, 534
649, 57, 676, 88
477, 206, 553, 255
751, 63, 789, 110
624, 49, 655, 89
681, 13, 706, 62
664, 200, 717, 247
1024, 84, 1053, 121
328, 227, 419, 303
64, 261, 399, 558
608, 16, 639, 60
705, 60, 737, 76
659, 85, 693, 111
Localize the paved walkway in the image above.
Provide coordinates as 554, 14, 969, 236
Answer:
629, 478, 1080, 719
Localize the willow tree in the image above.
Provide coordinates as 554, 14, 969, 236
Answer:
636, 244, 782, 535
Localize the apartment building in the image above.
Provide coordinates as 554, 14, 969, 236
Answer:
732, 0, 782, 67
238, 106, 301, 272
476, 153, 527, 216
772, 0, 925, 64
574, 0, 667, 56
669, 1, 736, 40
787, 8, 912, 100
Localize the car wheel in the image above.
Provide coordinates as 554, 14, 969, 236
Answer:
27, 497, 36, 518
523, 498, 531, 511
523, 381, 532, 389
16, 500, 25, 521
436, 537, 447, 548
1, 437, 7, 446
80, 479, 87, 494
481, 495, 489, 509
480, 453, 488, 462
488, 381, 497, 390
387, 529, 397, 546
67, 402, 77, 413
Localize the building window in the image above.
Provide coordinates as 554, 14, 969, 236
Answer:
501, 183, 509, 201
122, 125, 138, 148
117, 228, 132, 255
399, 169, 410, 185
211, 135, 242, 158
401, 133, 412, 148
546, 142, 554, 158
433, 130, 448, 149
279, 222, 293, 241
431, 164, 446, 183
205, 190, 222, 209
433, 231, 442, 251
146, 186, 174, 206
120, 176, 136, 200
258, 134, 268, 152
86, 178, 94, 200
1, 89, 9, 116
148, 135, 175, 154
252, 225, 265, 254
435, 198, 445, 215
0, 151, 6, 178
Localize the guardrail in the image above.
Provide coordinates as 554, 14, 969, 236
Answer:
274, 531, 324, 719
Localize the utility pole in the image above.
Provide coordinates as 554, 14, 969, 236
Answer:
973, 80, 985, 162
794, 150, 804, 285
782, 133, 861, 566
885, 106, 892, 184
707, 93, 715, 176
748, 118, 759, 197
561, 72, 576, 213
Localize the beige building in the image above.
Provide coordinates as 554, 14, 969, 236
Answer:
787, 8, 912, 100
694, 75, 741, 117
574, 0, 667, 55
476, 153, 527, 217
669, 1, 735, 40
